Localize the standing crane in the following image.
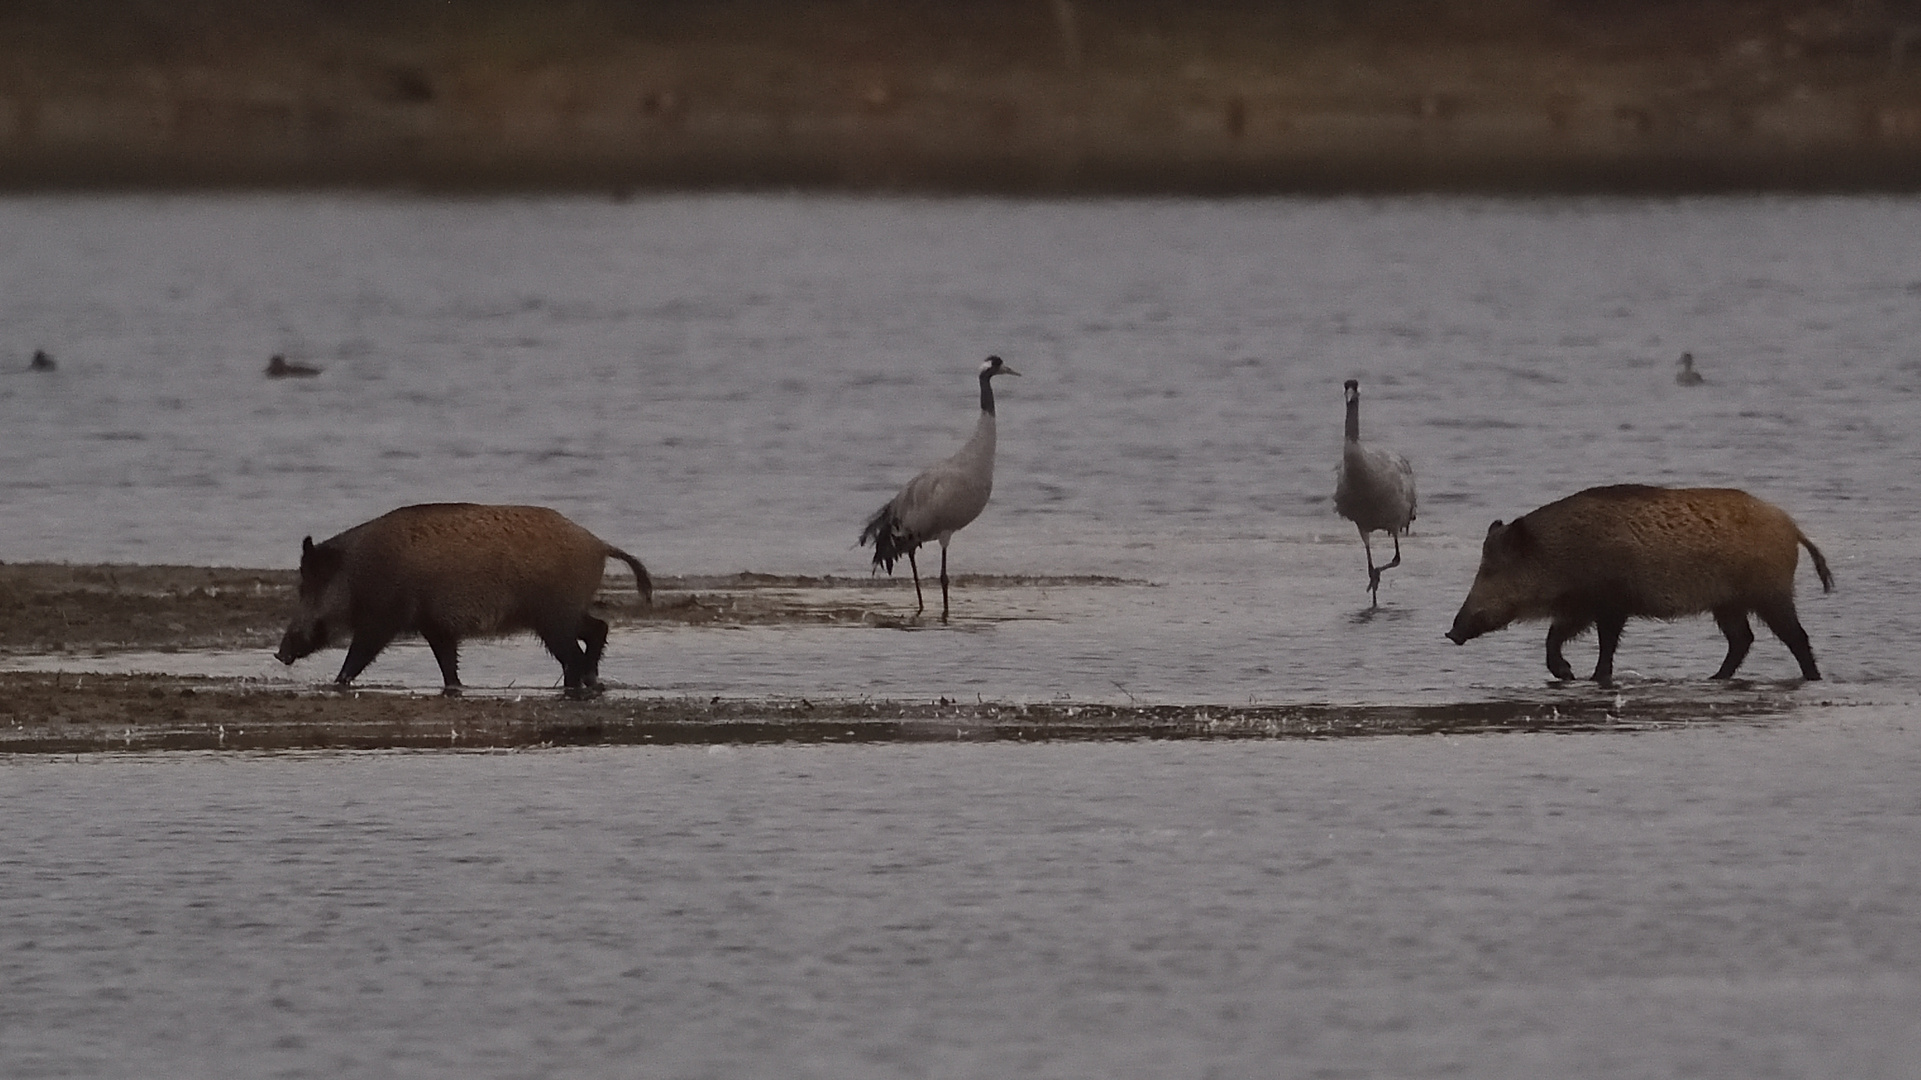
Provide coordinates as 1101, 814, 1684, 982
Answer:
860, 355, 1020, 622
1334, 378, 1417, 607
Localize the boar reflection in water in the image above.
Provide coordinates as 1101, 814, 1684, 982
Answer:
275, 503, 652, 697
1446, 486, 1832, 685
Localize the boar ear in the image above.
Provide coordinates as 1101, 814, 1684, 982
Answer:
1485, 519, 1504, 537
1501, 517, 1532, 552
299, 537, 342, 584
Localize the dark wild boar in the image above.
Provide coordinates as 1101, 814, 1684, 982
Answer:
275, 503, 652, 697
1445, 485, 1831, 685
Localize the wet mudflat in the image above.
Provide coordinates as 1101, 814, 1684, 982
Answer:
0, 668, 1805, 754
0, 560, 1835, 752
0, 561, 1102, 652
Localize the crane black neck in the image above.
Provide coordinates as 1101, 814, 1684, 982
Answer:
1345, 392, 1360, 442
980, 369, 998, 416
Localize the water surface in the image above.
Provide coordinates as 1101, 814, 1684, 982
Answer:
5, 722, 1920, 1080
2, 194, 1916, 704
2, 195, 1918, 1078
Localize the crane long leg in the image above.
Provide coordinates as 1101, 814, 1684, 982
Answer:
940, 546, 950, 624
1360, 528, 1381, 607
908, 549, 924, 616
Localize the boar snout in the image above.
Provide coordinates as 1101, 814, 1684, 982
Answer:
275, 621, 326, 665
1446, 607, 1494, 645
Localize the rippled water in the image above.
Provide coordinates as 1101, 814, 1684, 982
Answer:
3, 195, 1920, 1076
5, 726, 1920, 1079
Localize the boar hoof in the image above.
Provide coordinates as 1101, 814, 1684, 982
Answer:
440, 685, 464, 698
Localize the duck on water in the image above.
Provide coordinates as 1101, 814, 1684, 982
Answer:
266, 354, 322, 378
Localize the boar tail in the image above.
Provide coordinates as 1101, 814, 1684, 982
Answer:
1798, 531, 1834, 593
607, 547, 654, 606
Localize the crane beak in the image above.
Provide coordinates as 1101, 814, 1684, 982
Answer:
1001, 366, 1022, 377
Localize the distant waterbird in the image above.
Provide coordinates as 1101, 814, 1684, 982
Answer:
266, 354, 322, 378
1333, 378, 1417, 607
28, 349, 55, 372
859, 355, 1020, 622
1675, 352, 1704, 386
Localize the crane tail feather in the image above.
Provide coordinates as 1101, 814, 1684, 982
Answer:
859, 502, 917, 574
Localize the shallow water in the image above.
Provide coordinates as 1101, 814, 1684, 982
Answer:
2, 193, 1918, 703
3, 195, 1920, 1077
4, 723, 1920, 1079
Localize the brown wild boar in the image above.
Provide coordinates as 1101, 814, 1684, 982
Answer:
275, 503, 652, 697
1445, 485, 1832, 685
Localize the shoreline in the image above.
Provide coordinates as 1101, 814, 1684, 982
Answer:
3, 2, 1919, 195
0, 670, 1795, 754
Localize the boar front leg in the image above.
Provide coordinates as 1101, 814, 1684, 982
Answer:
1544, 616, 1588, 681
1591, 611, 1628, 686
335, 628, 397, 687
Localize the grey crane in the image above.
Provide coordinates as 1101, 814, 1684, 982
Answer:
859, 355, 1020, 622
1675, 351, 1704, 386
1333, 378, 1417, 607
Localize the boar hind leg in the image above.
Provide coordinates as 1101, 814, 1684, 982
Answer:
335, 628, 397, 687
421, 625, 464, 695
1710, 606, 1755, 680
1755, 597, 1822, 681
1590, 611, 1628, 686
577, 614, 610, 690
1545, 617, 1589, 681
538, 623, 597, 698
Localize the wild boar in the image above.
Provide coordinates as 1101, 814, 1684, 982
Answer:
1445, 485, 1832, 684
275, 503, 652, 697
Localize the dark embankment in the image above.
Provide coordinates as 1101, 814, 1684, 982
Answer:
2, 0, 1919, 193
0, 670, 1800, 753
